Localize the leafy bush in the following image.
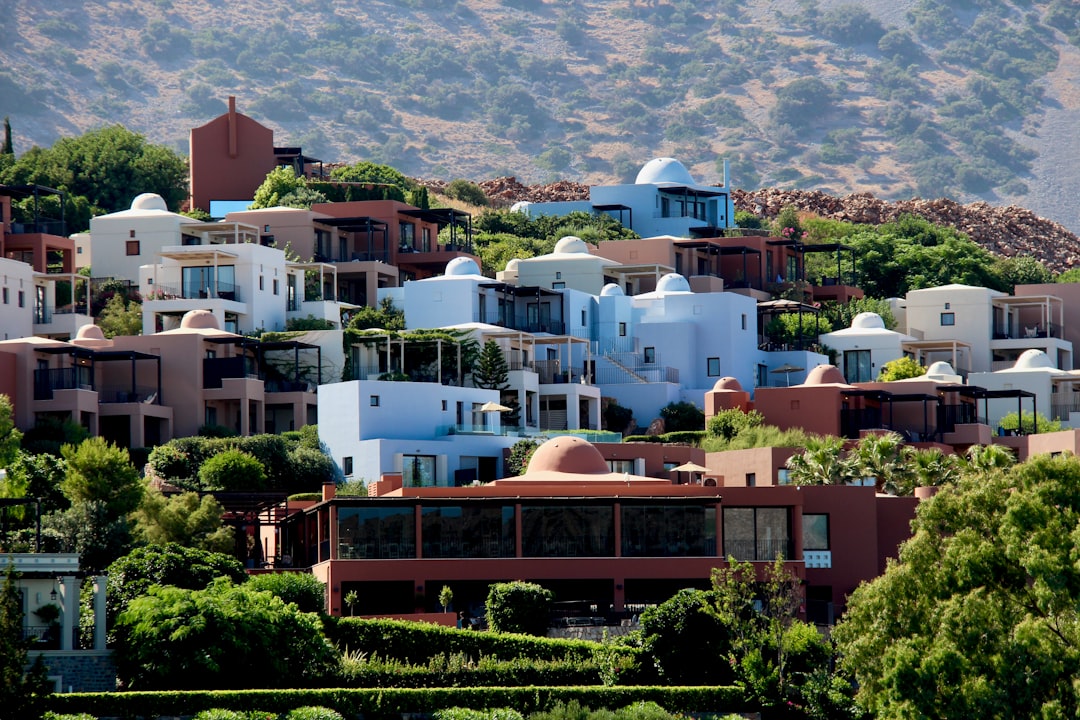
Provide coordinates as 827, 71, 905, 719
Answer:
247, 573, 326, 614
658, 402, 705, 432
707, 409, 764, 441
435, 708, 523, 720
506, 438, 541, 477
445, 179, 489, 206
340, 653, 603, 688
877, 356, 926, 382
639, 589, 734, 685
199, 449, 267, 491
289, 446, 337, 487
602, 402, 634, 434
285, 707, 345, 720
114, 578, 338, 690
486, 581, 553, 636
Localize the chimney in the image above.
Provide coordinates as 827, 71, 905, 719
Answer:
228, 96, 238, 158
321, 481, 336, 501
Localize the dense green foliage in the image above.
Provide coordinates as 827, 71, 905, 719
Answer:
115, 578, 338, 690
1, 564, 52, 717
60, 437, 143, 518
246, 573, 326, 615
706, 409, 764, 441
876, 356, 926, 381
130, 489, 234, 552
485, 582, 554, 636
472, 210, 637, 273
657, 402, 705, 432
835, 454, 1080, 718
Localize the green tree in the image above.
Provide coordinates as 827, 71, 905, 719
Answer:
327, 161, 416, 202
0, 394, 22, 469
0, 563, 52, 716
96, 294, 143, 338
41, 499, 132, 574
60, 437, 143, 518
250, 166, 319, 210
639, 588, 734, 685
993, 255, 1053, 291
198, 448, 267, 491
473, 340, 510, 390
998, 409, 1060, 435
1, 116, 12, 156
602, 401, 634, 434
86, 543, 246, 647
659, 401, 705, 432
784, 435, 854, 485
823, 296, 897, 332
1, 125, 187, 213
439, 584, 454, 613
834, 454, 1080, 718
347, 297, 405, 331
246, 573, 326, 614
485, 580, 553, 636
876, 356, 926, 381
904, 446, 961, 489
850, 432, 911, 494
444, 179, 489, 206
114, 578, 337, 689
706, 408, 764, 441
130, 489, 234, 553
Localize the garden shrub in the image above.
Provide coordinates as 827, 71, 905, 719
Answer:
198, 448, 266, 491
435, 708, 523, 720
339, 654, 604, 688
658, 402, 705, 432
486, 581, 554, 636
285, 707, 345, 720
247, 572, 326, 614
657, 431, 706, 446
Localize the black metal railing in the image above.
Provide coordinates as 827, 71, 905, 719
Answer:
98, 385, 160, 404
203, 357, 256, 389
722, 538, 794, 563
33, 368, 90, 400
153, 282, 242, 302
840, 408, 883, 439
937, 404, 983, 434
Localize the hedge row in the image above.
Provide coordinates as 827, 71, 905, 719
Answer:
622, 432, 705, 445
45, 686, 748, 719
340, 658, 602, 688
325, 618, 599, 664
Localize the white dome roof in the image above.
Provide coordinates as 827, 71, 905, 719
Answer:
600, 283, 624, 297
445, 257, 481, 276
926, 361, 956, 376
655, 273, 692, 293
554, 236, 589, 254
510, 201, 532, 213
1014, 349, 1054, 370
851, 312, 885, 330
504, 258, 521, 272
636, 158, 696, 186
130, 193, 168, 211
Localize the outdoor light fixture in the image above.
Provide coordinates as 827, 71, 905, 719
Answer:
50, 585, 57, 602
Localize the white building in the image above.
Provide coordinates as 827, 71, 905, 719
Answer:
513, 158, 735, 239
818, 312, 915, 383
970, 349, 1080, 430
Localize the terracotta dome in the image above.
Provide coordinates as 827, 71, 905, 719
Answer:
712, 376, 743, 391
75, 324, 106, 340
179, 309, 221, 330
803, 364, 846, 385
525, 436, 610, 476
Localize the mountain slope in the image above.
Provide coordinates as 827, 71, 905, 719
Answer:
0, 0, 1078, 233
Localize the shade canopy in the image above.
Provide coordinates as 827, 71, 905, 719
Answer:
770, 363, 805, 374
479, 401, 512, 412
671, 461, 709, 473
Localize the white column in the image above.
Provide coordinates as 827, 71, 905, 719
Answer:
60, 575, 78, 651
93, 575, 107, 651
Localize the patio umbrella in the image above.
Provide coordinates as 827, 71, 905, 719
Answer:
770, 363, 805, 386
479, 401, 512, 412
671, 461, 709, 485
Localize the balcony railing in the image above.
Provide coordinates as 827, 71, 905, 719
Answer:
938, 404, 985, 434
33, 304, 51, 324
1051, 400, 1080, 421
592, 366, 678, 385
98, 386, 161, 404
993, 324, 1058, 340
722, 538, 795, 562
152, 282, 242, 302
480, 312, 566, 335
264, 379, 315, 393
33, 367, 94, 400
11, 220, 66, 235
203, 357, 257, 389
840, 408, 884, 439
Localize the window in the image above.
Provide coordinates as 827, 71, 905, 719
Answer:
944, 302, 950, 310
581, 309, 586, 326
607, 459, 635, 473
644, 347, 656, 364
941, 312, 955, 326
777, 468, 790, 485
370, 395, 380, 407
803, 514, 829, 550
342, 456, 353, 476
843, 349, 872, 383
259, 276, 264, 291
403, 454, 436, 487
746, 473, 756, 487
129, 229, 136, 238
2, 288, 7, 304
273, 279, 279, 295
618, 322, 626, 337
552, 282, 565, 290
707, 357, 721, 376
441, 400, 448, 411
555, 271, 562, 280
723, 507, 791, 561
77, 246, 83, 254
17, 291, 24, 308
741, 313, 747, 330
126, 240, 140, 256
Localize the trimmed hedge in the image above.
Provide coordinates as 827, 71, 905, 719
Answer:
326, 617, 598, 664
622, 431, 706, 445
44, 686, 748, 719
340, 657, 603, 688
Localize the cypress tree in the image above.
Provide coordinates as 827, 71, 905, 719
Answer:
1, 117, 12, 155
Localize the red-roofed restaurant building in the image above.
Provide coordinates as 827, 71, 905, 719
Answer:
290, 436, 916, 624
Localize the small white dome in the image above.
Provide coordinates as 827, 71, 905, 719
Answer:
445, 257, 481, 276
510, 201, 532, 213
504, 258, 521, 273
1014, 349, 1054, 370
851, 312, 885, 330
600, 283, 624, 297
636, 158, 696, 186
131, 193, 168, 211
554, 236, 589, 254
926, 361, 956, 376
655, 273, 692, 294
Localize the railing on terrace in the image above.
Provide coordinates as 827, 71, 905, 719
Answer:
938, 404, 985, 434
203, 357, 258, 389
33, 304, 51, 324
592, 366, 678, 385
840, 408, 883, 439
480, 312, 566, 335
11, 220, 66, 235
993, 324, 1058, 340
286, 298, 301, 312
33, 368, 91, 400
98, 385, 160, 404
152, 282, 242, 302
722, 538, 795, 563
1051, 400, 1080, 421
264, 379, 316, 393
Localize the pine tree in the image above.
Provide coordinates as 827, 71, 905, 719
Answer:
473, 340, 509, 390
1, 117, 12, 156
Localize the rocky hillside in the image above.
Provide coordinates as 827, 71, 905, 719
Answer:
459, 177, 1080, 273
0, 0, 1079, 233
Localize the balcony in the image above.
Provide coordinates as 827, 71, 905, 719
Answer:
722, 538, 795, 562
151, 282, 242, 302
993, 324, 1058, 340
98, 386, 161, 404
480, 312, 565, 336
33, 368, 92, 401
203, 356, 257, 389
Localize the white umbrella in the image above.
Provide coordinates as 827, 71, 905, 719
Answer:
479, 401, 512, 412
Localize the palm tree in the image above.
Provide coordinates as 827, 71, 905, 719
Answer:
905, 446, 961, 490
963, 444, 1017, 474
785, 435, 852, 485
853, 432, 910, 495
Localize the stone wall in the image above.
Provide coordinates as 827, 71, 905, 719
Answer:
29, 650, 116, 693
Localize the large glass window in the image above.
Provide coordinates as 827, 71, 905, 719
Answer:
182, 265, 235, 299
723, 507, 791, 561
421, 505, 515, 558
803, 514, 829, 550
621, 504, 717, 557
337, 506, 416, 559
402, 455, 436, 487
843, 349, 872, 383
521, 504, 614, 557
